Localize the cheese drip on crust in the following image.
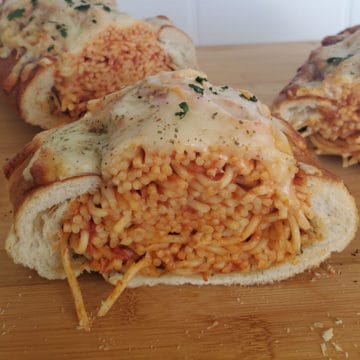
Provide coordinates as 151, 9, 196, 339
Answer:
6, 70, 357, 329
272, 25, 360, 166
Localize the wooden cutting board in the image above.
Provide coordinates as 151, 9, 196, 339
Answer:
0, 42, 359, 360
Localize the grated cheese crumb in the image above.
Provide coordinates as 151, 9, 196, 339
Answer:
320, 342, 327, 357
322, 328, 334, 342
314, 322, 324, 328
206, 320, 219, 330
326, 264, 336, 275
331, 342, 343, 353
334, 318, 343, 325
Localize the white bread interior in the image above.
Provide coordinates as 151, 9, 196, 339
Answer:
6, 176, 101, 279
19, 66, 70, 129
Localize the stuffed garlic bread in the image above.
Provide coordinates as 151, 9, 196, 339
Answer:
0, 0, 197, 128
4, 69, 358, 330
273, 25, 360, 166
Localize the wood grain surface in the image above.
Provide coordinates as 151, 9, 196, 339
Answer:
0, 42, 359, 360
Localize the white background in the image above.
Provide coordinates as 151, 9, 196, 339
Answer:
118, 0, 360, 46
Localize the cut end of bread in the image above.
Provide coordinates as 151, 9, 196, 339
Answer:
19, 66, 71, 129
6, 175, 101, 279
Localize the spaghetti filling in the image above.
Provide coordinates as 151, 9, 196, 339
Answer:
300, 90, 360, 165
61, 145, 316, 284
54, 24, 171, 119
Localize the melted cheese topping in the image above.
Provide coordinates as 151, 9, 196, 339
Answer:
0, 0, 119, 57
0, 0, 149, 92
296, 28, 360, 92
23, 69, 299, 201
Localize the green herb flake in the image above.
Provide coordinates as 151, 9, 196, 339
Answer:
55, 24, 68, 38
31, 0, 38, 7
188, 83, 204, 95
64, 0, 74, 5
7, 8, 25, 21
240, 92, 258, 102
220, 85, 229, 91
175, 102, 189, 119
74, 4, 91, 11
327, 57, 344, 65
195, 76, 207, 85
209, 87, 218, 95
327, 54, 353, 65
212, 112, 218, 119
102, 5, 111, 12
47, 45, 55, 52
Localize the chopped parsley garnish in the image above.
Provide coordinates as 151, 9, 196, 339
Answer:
326, 54, 353, 65
175, 102, 189, 119
209, 87, 218, 95
31, 0, 38, 7
75, 4, 91, 11
55, 23, 68, 38
188, 83, 204, 95
103, 5, 111, 12
64, 0, 74, 5
92, 19, 97, 23
220, 85, 229, 91
47, 45, 55, 52
7, 8, 25, 21
240, 92, 258, 102
195, 76, 207, 85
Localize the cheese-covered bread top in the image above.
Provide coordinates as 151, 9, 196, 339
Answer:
272, 25, 360, 166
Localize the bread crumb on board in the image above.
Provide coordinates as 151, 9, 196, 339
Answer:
206, 320, 219, 330
311, 316, 356, 358
322, 328, 334, 342
334, 318, 343, 326
310, 264, 337, 282
320, 342, 327, 357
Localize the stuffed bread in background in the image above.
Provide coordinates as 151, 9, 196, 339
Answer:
4, 69, 358, 330
0, 0, 197, 128
272, 25, 360, 167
